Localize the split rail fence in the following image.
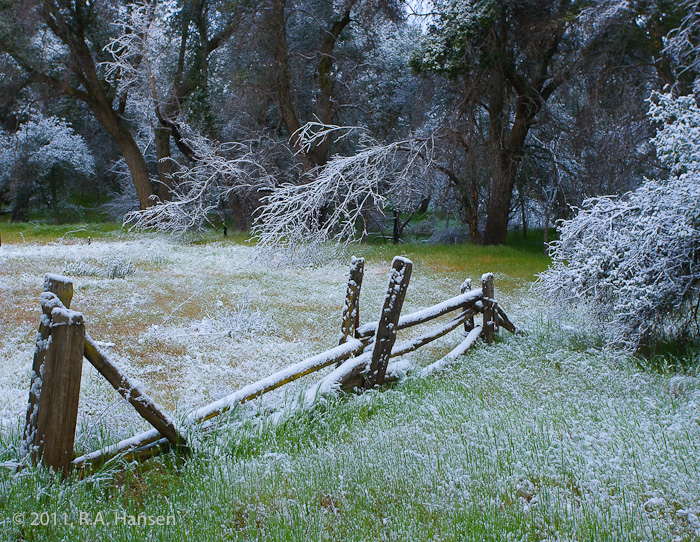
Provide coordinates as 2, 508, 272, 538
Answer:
17, 256, 516, 476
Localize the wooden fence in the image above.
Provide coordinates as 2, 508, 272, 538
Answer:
17, 256, 516, 476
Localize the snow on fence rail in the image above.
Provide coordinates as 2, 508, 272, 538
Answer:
14, 257, 516, 476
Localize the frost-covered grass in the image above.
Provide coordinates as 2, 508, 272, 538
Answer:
2, 316, 700, 541
0, 230, 541, 448
2, 231, 699, 541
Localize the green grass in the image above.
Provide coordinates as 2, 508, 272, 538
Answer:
2, 229, 698, 541
0, 221, 125, 244
3, 320, 699, 541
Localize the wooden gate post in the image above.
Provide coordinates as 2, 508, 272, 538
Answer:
21, 274, 84, 475
365, 257, 412, 388
38, 307, 85, 474
339, 257, 365, 347
482, 273, 495, 345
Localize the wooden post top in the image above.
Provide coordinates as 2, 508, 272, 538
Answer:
43, 274, 73, 309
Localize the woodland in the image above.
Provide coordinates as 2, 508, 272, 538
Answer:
1, 0, 698, 248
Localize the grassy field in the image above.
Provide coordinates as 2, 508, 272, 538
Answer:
1, 226, 699, 541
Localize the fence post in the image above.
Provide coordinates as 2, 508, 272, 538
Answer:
482, 273, 495, 345
365, 257, 412, 388
22, 274, 84, 475
43, 273, 74, 308
22, 275, 73, 460
460, 278, 474, 333
339, 257, 365, 347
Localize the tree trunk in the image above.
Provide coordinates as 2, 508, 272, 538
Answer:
115, 130, 156, 210
89, 98, 155, 210
469, 174, 480, 244
270, 0, 351, 169
520, 192, 527, 240
482, 151, 516, 245
393, 209, 400, 244
229, 192, 248, 231
271, 0, 301, 145
308, 10, 351, 167
154, 127, 174, 201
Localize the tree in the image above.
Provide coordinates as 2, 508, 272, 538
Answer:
0, 114, 95, 221
409, 0, 694, 245
0, 0, 158, 209
262, 0, 404, 169
252, 125, 434, 251
536, 92, 700, 350
411, 0, 575, 244
123, 134, 271, 236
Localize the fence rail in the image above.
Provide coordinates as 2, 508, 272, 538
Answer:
17, 256, 517, 475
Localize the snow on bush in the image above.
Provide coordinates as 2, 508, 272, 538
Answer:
63, 256, 136, 279
536, 92, 700, 349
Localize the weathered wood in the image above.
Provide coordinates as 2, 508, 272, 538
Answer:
21, 275, 75, 463
190, 338, 364, 424
356, 288, 483, 338
74, 431, 170, 472
496, 305, 517, 333
422, 326, 483, 376
482, 273, 495, 345
30, 307, 85, 475
315, 309, 475, 394
317, 308, 479, 393
311, 351, 371, 396
73, 428, 162, 470
365, 257, 413, 388
460, 278, 475, 332
43, 273, 73, 308
390, 308, 476, 358
123, 437, 171, 464
83, 334, 186, 449
73, 265, 516, 471
339, 257, 365, 348
74, 338, 366, 469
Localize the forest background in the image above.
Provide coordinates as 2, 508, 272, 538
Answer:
1, 0, 698, 248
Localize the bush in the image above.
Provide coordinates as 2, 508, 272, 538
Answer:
63, 256, 136, 279
536, 93, 700, 350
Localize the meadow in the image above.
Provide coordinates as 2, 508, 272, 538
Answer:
1, 224, 699, 541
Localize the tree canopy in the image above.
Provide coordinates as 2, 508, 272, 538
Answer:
0, 0, 696, 247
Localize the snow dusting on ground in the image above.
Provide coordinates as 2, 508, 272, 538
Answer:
2, 236, 700, 541
0, 236, 466, 451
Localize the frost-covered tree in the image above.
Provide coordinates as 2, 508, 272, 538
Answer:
409, 0, 692, 245
410, 0, 579, 245
536, 92, 700, 350
0, 114, 95, 222
252, 125, 435, 250
123, 134, 271, 236
0, 0, 160, 209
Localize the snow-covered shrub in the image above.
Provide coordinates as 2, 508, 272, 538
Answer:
63, 256, 136, 279
536, 93, 700, 350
